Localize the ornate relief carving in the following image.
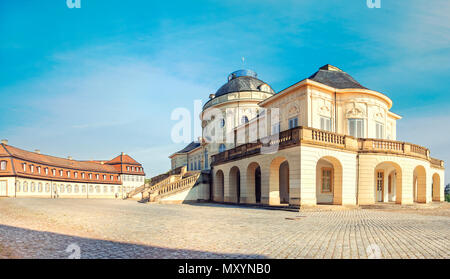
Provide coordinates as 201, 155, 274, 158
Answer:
319, 98, 332, 117
373, 106, 385, 121
346, 102, 365, 118
288, 104, 299, 116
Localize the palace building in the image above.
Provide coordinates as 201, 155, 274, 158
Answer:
168, 65, 445, 206
0, 140, 145, 198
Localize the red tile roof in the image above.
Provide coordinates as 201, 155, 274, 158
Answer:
107, 153, 142, 166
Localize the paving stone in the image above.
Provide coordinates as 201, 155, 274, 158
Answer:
0, 198, 449, 259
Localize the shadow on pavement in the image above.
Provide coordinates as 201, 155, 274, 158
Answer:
0, 224, 266, 259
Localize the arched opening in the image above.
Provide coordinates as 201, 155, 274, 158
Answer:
413, 166, 427, 203
229, 166, 241, 204
269, 157, 289, 205
432, 173, 441, 201
214, 169, 224, 202
316, 156, 343, 205
374, 162, 402, 203
279, 161, 289, 204
246, 162, 261, 204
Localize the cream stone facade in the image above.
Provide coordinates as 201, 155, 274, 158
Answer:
0, 142, 146, 199
167, 65, 445, 207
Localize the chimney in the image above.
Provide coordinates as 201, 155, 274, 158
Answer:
1, 139, 8, 145
68, 156, 73, 160
35, 149, 41, 154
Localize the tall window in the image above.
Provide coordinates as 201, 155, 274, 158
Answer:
37, 166, 41, 174
288, 117, 298, 129
30, 165, 34, 173
45, 168, 48, 175
52, 169, 56, 176
375, 122, 384, 139
348, 118, 364, 138
220, 119, 225, 128
320, 117, 332, 131
204, 150, 208, 170
321, 168, 332, 193
271, 122, 280, 135
0, 161, 6, 170
219, 144, 226, 153
241, 116, 249, 124
23, 163, 26, 172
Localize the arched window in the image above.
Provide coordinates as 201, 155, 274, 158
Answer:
38, 183, 43, 192
219, 144, 226, 153
31, 182, 35, 192
23, 182, 28, 192
241, 116, 249, 124
220, 118, 225, 128
16, 181, 21, 192
45, 183, 50, 192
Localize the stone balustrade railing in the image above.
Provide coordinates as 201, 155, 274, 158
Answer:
157, 172, 200, 197
126, 184, 147, 198
211, 126, 443, 168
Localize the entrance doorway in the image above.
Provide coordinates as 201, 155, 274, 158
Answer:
376, 171, 384, 202
255, 166, 261, 203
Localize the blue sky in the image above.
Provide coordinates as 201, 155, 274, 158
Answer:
0, 0, 449, 182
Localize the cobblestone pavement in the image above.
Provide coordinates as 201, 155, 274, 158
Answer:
0, 198, 449, 259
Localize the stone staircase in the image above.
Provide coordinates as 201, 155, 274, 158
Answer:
127, 165, 205, 203
149, 172, 201, 202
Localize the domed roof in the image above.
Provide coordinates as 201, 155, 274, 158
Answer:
214, 69, 275, 97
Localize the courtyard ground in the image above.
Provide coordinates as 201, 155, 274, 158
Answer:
0, 198, 449, 259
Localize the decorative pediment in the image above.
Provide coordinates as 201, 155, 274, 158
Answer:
346, 102, 365, 118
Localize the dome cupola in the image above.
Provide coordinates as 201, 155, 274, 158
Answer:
214, 69, 275, 97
